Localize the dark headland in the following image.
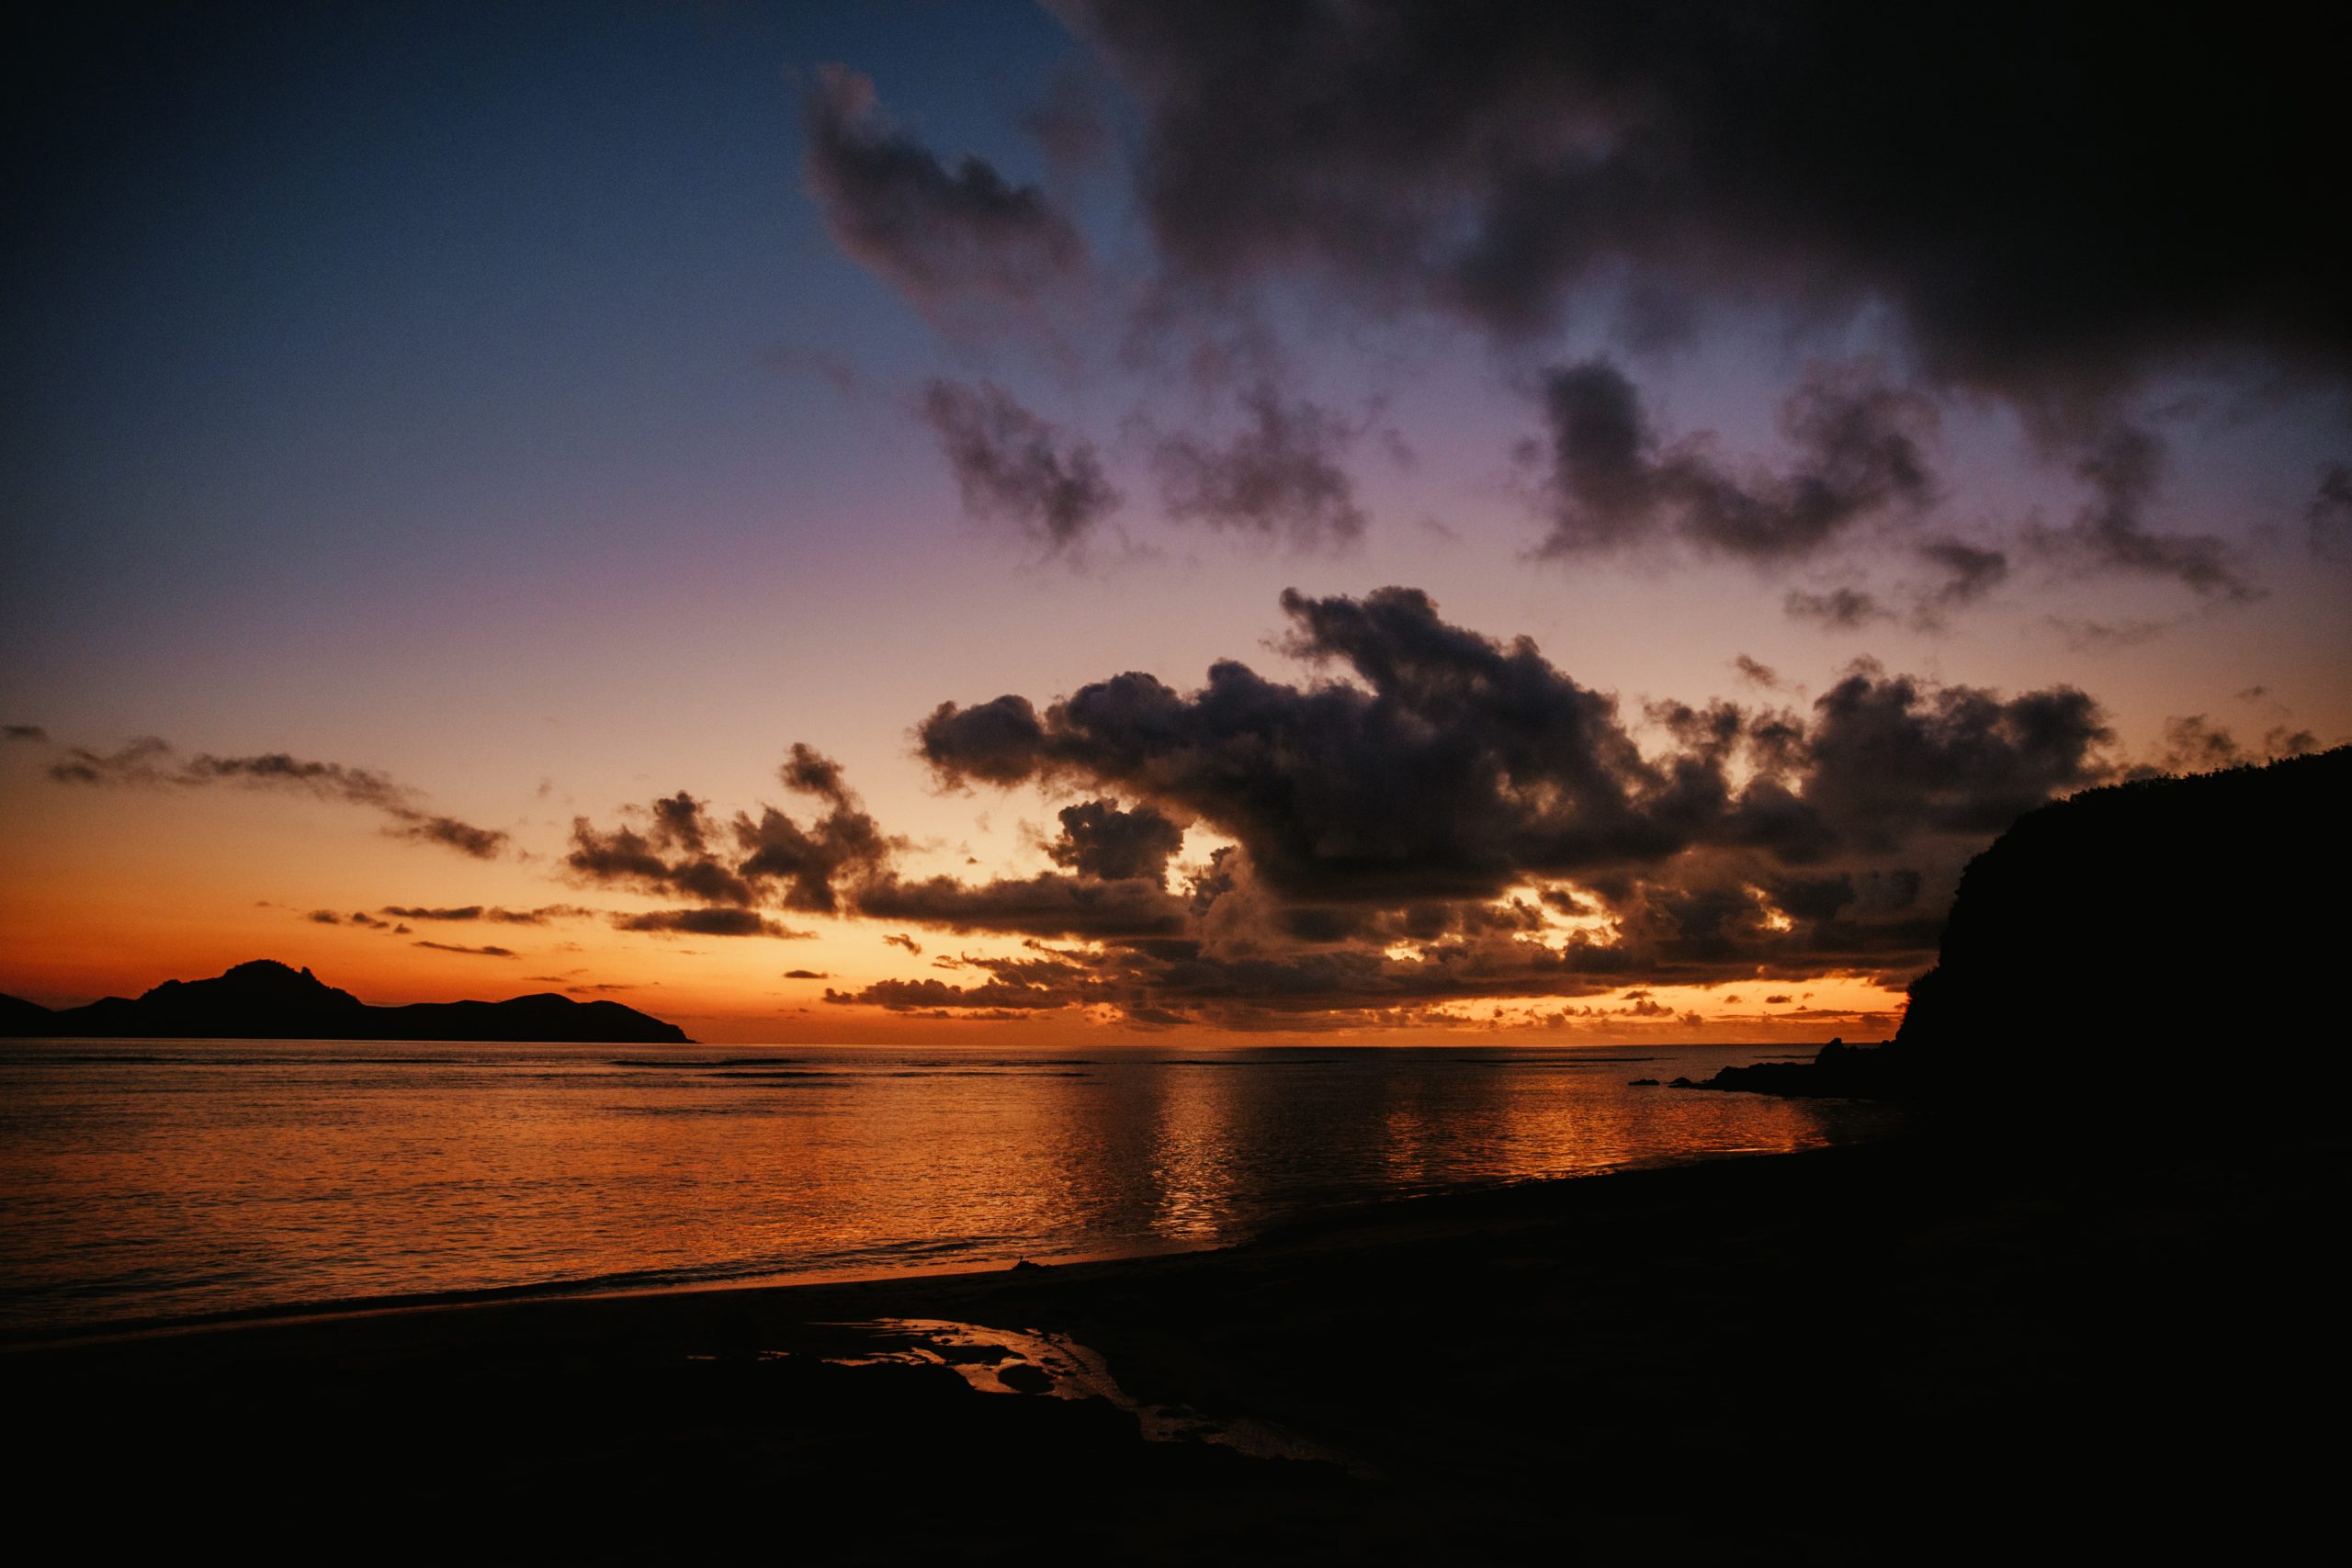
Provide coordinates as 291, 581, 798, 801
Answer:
7, 751, 2346, 1562
1690, 746, 2350, 1118
0, 957, 693, 1043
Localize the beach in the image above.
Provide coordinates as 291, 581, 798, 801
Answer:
12, 1126, 2338, 1562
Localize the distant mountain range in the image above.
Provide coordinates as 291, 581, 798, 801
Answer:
0, 960, 693, 1043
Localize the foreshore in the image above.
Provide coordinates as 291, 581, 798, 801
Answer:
9, 1128, 2341, 1562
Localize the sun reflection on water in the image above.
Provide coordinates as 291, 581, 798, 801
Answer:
0, 1040, 1898, 1332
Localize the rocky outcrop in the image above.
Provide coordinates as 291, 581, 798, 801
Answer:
1698, 747, 2349, 1124
1893, 747, 2345, 1119
1694, 1038, 1907, 1100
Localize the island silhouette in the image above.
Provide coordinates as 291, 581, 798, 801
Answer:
0, 958, 693, 1043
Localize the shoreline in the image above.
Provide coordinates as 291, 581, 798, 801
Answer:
0, 1134, 1883, 1352
15, 1127, 2345, 1559
16, 1118, 2349, 1562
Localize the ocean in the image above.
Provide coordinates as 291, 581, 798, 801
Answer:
0, 1039, 1899, 1336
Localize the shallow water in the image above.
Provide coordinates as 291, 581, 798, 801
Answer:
0, 1039, 1897, 1333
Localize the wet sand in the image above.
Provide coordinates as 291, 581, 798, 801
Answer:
8, 1132, 2342, 1562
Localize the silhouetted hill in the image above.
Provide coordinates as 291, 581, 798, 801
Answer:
0, 960, 693, 1043
1700, 747, 2350, 1123
0, 991, 58, 1033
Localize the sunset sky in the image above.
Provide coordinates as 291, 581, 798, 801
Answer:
4, 2, 2345, 1043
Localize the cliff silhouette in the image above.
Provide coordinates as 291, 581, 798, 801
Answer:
0, 959, 693, 1043
1702, 746, 2349, 1123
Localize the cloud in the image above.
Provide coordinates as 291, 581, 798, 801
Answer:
920, 586, 2112, 902
566, 745, 892, 914
2028, 423, 2253, 600
305, 909, 342, 925
1150, 383, 1367, 548
4, 725, 46, 742
394, 815, 508, 857
1731, 656, 1782, 691
1784, 588, 1892, 632
781, 969, 831, 980
45, 739, 511, 858
1913, 537, 2009, 618
856, 869, 1187, 940
1045, 799, 1186, 885
2141, 716, 2317, 777
610, 908, 803, 938
547, 591, 2123, 1026
802, 64, 1083, 318
1535, 360, 1937, 562
919, 378, 1121, 551
379, 905, 597, 924
2310, 463, 2352, 561
825, 976, 1073, 1013
413, 942, 518, 958
1060, 4, 2346, 408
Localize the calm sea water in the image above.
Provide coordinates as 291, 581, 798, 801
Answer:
0, 1039, 1898, 1335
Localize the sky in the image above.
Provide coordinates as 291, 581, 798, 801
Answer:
3, 1, 2346, 1043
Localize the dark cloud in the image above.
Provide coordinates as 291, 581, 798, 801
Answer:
2141, 716, 2318, 778
566, 791, 754, 907
824, 976, 1073, 1013
1775, 665, 2113, 852
921, 587, 2111, 906
345, 911, 390, 930
2310, 464, 2352, 562
568, 745, 892, 914
46, 738, 510, 858
1535, 360, 1936, 562
610, 908, 800, 938
1046, 799, 1186, 885
1151, 383, 1366, 548
2029, 423, 2253, 600
802, 64, 1083, 317
380, 905, 596, 925
920, 378, 1121, 551
394, 814, 509, 858
3, 725, 46, 742
305, 909, 342, 925
1914, 537, 2009, 618
550, 591, 2120, 1026
1731, 656, 1782, 691
781, 969, 831, 980
1061, 3, 2348, 407
413, 942, 518, 958
1784, 588, 1891, 632
857, 869, 1187, 940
